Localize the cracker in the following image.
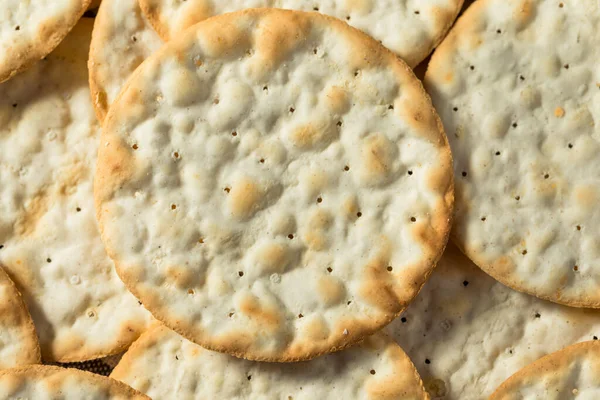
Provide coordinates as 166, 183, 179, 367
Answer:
0, 365, 148, 399
95, 9, 453, 361
490, 341, 600, 399
424, 0, 600, 307
88, 0, 162, 121
0, 19, 151, 362
111, 324, 428, 399
139, 0, 464, 68
388, 244, 600, 399
0, 267, 40, 369
0, 0, 92, 83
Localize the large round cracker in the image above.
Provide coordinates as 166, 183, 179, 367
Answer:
95, 9, 453, 361
0, 19, 151, 362
111, 324, 428, 399
0, 0, 91, 83
424, 0, 600, 307
0, 267, 40, 369
139, 0, 464, 68
88, 0, 162, 121
388, 244, 600, 399
490, 341, 600, 399
0, 365, 148, 399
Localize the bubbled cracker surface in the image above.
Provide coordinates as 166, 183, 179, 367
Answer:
96, 9, 453, 361
0, 19, 151, 363
0, 267, 40, 369
388, 244, 600, 399
490, 341, 600, 400
0, 0, 91, 83
425, 0, 600, 307
0, 365, 148, 399
88, 0, 162, 121
111, 324, 428, 399
140, 0, 464, 67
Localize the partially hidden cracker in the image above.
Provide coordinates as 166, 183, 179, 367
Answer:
111, 324, 429, 399
0, 0, 91, 83
0, 267, 40, 370
88, 0, 162, 121
95, 9, 453, 361
0, 19, 151, 363
490, 341, 600, 400
0, 365, 148, 399
139, 0, 464, 68
389, 244, 600, 399
425, 0, 600, 307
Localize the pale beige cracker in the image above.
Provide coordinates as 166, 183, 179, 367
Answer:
425, 0, 600, 307
0, 267, 40, 370
111, 324, 429, 399
388, 244, 600, 399
88, 0, 162, 121
490, 341, 600, 400
0, 19, 151, 362
0, 365, 148, 399
139, 0, 463, 68
95, 8, 453, 361
0, 0, 91, 83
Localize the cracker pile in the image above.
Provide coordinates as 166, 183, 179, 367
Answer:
0, 0, 599, 399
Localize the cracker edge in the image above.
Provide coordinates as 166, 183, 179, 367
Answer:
0, 0, 93, 83
489, 340, 600, 399
95, 8, 455, 362
0, 364, 149, 398
0, 267, 41, 368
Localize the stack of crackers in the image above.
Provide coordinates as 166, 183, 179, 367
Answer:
0, 0, 598, 398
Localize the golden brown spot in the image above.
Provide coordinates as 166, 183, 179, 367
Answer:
317, 275, 347, 306
165, 265, 196, 289
228, 178, 263, 219
554, 107, 565, 118
324, 86, 351, 114
574, 185, 597, 210
289, 120, 337, 149
360, 133, 398, 186
239, 294, 282, 330
396, 85, 443, 143
359, 254, 404, 313
344, 0, 373, 14
14, 190, 49, 237
253, 12, 310, 73
513, 0, 536, 28
253, 242, 290, 274
303, 316, 331, 341
490, 255, 517, 278
342, 196, 359, 219
304, 231, 328, 251
308, 209, 334, 230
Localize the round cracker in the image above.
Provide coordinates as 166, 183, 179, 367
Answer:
389, 244, 600, 398
0, 365, 148, 399
95, 9, 453, 361
139, 0, 464, 68
0, 267, 40, 369
88, 0, 162, 121
0, 0, 92, 83
111, 324, 428, 399
0, 19, 151, 362
424, 0, 600, 307
490, 341, 600, 399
